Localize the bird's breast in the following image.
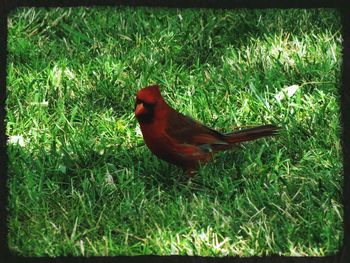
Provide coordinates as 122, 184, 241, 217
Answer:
138, 122, 211, 169
139, 121, 166, 149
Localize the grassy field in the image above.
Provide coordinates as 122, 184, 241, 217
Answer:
6, 7, 343, 256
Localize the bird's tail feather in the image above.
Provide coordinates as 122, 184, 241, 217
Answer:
225, 124, 279, 143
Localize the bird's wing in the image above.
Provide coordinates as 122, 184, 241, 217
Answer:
165, 109, 228, 146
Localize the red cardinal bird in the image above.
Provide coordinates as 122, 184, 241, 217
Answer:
135, 84, 278, 176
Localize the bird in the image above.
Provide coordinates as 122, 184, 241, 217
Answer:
135, 84, 278, 177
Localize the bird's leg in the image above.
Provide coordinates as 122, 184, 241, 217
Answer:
186, 169, 197, 178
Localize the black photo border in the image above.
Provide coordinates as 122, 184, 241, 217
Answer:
0, 1, 348, 263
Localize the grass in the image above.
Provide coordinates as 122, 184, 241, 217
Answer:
6, 7, 343, 256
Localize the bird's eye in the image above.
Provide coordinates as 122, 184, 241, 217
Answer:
135, 99, 155, 108
143, 102, 154, 108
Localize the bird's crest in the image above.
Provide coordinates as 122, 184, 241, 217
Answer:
136, 84, 162, 104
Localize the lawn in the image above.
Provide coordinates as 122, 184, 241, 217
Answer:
6, 7, 343, 256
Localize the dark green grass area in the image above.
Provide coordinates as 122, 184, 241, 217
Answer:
6, 7, 342, 256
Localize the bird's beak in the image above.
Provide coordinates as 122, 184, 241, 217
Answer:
135, 103, 145, 116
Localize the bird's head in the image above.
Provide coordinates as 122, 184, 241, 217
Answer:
135, 84, 164, 123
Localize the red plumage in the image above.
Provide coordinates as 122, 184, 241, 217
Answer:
135, 84, 278, 176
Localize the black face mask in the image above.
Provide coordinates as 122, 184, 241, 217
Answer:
135, 100, 156, 124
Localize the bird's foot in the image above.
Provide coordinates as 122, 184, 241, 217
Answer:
186, 169, 197, 178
